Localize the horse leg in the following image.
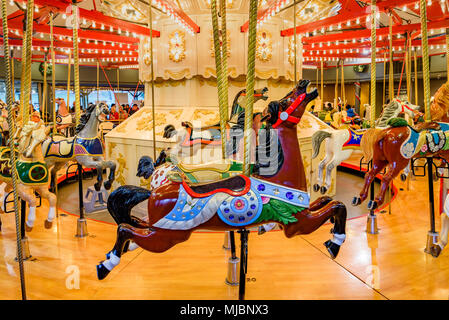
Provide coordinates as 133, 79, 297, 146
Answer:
18, 185, 37, 232
368, 163, 402, 210
281, 200, 347, 259
103, 160, 116, 190
36, 185, 57, 229
322, 154, 337, 194
97, 224, 192, 280
315, 152, 332, 193
433, 214, 449, 257
77, 156, 103, 191
49, 161, 64, 193
352, 159, 387, 206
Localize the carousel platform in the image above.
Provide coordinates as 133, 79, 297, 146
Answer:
0, 157, 446, 300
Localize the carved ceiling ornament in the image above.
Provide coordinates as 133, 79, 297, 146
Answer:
256, 29, 272, 62
169, 30, 186, 63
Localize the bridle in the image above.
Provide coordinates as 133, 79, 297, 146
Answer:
272, 92, 306, 129
394, 98, 423, 117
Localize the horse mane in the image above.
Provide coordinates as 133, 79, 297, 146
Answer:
376, 100, 399, 127
75, 104, 95, 134
431, 82, 449, 121
230, 89, 246, 119
253, 124, 284, 177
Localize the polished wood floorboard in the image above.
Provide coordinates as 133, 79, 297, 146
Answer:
0, 161, 447, 299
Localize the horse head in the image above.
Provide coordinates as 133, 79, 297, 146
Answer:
96, 102, 110, 122
264, 79, 318, 129
18, 117, 47, 158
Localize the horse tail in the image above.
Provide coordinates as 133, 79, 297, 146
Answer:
312, 130, 332, 159
360, 128, 387, 161
107, 185, 151, 227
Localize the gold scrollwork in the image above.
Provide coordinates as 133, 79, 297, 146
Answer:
163, 69, 191, 80
256, 30, 272, 62
169, 30, 186, 63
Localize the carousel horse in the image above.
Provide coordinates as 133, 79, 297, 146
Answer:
352, 82, 449, 210
42, 103, 116, 192
311, 99, 421, 194
96, 79, 348, 280
162, 87, 269, 159
0, 100, 20, 146
434, 192, 449, 257
55, 98, 74, 135
10, 113, 56, 231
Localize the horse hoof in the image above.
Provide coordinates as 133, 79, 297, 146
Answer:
324, 240, 340, 259
258, 226, 267, 235
320, 186, 327, 194
96, 263, 110, 280
400, 173, 407, 182
25, 224, 33, 232
94, 182, 101, 192
352, 197, 361, 206
430, 245, 442, 258
44, 220, 53, 229
104, 181, 112, 190
433, 173, 439, 182
367, 200, 378, 211
313, 184, 320, 192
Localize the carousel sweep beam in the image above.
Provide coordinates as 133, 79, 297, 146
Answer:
301, 20, 449, 44
280, 0, 420, 36
240, 0, 282, 33
13, 0, 161, 38
301, 35, 448, 51
0, 38, 139, 51
410, 18, 449, 39
2, 20, 157, 44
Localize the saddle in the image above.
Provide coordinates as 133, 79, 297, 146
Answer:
177, 159, 233, 174
182, 175, 251, 198
46, 137, 75, 157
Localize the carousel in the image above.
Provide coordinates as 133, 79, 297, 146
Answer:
1, 0, 449, 301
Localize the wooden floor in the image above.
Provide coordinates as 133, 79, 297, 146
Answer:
0, 161, 448, 299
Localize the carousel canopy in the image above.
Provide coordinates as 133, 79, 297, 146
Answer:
0, 0, 448, 69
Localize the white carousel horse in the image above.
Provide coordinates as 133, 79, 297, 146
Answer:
311, 99, 421, 194
42, 103, 116, 192
14, 113, 56, 231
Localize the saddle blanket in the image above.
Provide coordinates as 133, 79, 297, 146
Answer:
16, 160, 49, 185
400, 123, 449, 159
152, 177, 310, 230
74, 137, 104, 156
342, 128, 366, 149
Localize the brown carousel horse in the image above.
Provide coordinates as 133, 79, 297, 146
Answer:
352, 82, 449, 211
96, 80, 348, 280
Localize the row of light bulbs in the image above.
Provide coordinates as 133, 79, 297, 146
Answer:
306, 28, 447, 48
151, 0, 196, 36
293, 0, 444, 39
257, 0, 289, 29
51, 57, 139, 63
118, 65, 139, 69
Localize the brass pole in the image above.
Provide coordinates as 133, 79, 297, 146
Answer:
414, 50, 418, 105
334, 61, 339, 108
67, 51, 72, 110
148, 4, 156, 160
243, 0, 258, 176
293, 1, 297, 83
72, 4, 81, 127
370, 0, 377, 128
389, 13, 394, 101
419, 0, 431, 121
50, 13, 56, 134
383, 52, 386, 106
320, 60, 324, 110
